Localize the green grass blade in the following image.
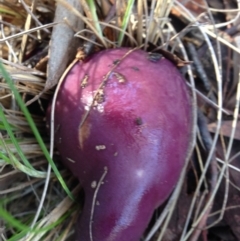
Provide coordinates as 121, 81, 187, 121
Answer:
0, 122, 16, 130
0, 206, 29, 232
10, 152, 47, 178
0, 107, 32, 168
0, 204, 73, 241
118, 0, 135, 46
87, 0, 103, 39
0, 151, 10, 163
0, 63, 74, 200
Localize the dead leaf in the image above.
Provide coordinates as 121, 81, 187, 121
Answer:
208, 121, 240, 141
175, 0, 206, 16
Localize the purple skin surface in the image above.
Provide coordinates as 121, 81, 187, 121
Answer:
51, 48, 192, 241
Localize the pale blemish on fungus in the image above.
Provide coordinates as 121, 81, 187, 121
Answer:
95, 145, 106, 151
91, 181, 97, 188
67, 157, 75, 163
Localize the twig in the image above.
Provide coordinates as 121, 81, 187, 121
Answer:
0, 22, 60, 43
189, 110, 217, 241
206, 57, 240, 229
89, 167, 108, 241
176, 3, 223, 239
186, 42, 211, 92
19, 0, 50, 34
19, 0, 38, 63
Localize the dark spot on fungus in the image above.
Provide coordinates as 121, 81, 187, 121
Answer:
80, 74, 89, 88
132, 66, 140, 71
113, 59, 120, 65
135, 117, 143, 125
147, 52, 163, 62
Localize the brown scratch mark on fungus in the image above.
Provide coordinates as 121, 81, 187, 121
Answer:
94, 88, 105, 105
113, 72, 126, 83
78, 118, 91, 150
81, 74, 89, 88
